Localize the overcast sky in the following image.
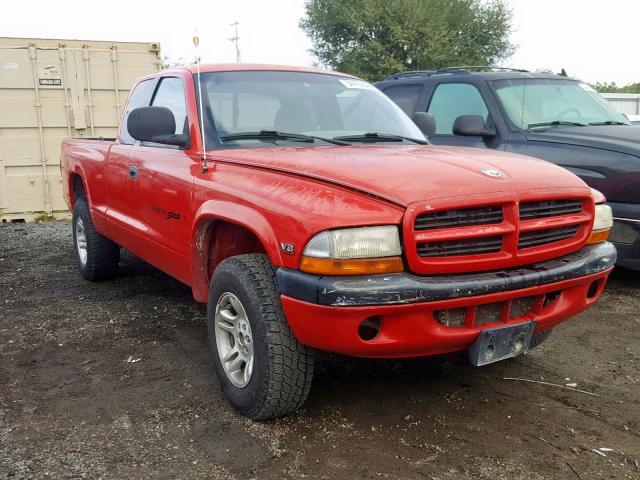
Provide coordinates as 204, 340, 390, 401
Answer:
1, 0, 638, 85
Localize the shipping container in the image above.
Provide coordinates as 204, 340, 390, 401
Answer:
0, 37, 161, 221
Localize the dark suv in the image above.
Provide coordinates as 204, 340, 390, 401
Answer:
376, 67, 640, 270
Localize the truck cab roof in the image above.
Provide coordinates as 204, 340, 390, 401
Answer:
159, 63, 356, 78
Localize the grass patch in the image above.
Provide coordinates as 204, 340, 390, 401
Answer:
33, 214, 56, 222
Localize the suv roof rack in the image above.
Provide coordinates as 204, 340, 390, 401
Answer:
383, 66, 530, 81
442, 66, 530, 73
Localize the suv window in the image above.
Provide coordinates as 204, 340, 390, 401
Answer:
383, 84, 422, 114
151, 77, 188, 136
119, 79, 155, 145
492, 78, 629, 129
427, 83, 489, 135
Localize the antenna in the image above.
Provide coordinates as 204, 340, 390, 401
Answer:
193, 32, 207, 172
229, 22, 240, 63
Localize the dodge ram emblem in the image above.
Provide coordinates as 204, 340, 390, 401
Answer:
481, 168, 502, 178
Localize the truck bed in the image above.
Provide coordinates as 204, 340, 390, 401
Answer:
60, 138, 116, 211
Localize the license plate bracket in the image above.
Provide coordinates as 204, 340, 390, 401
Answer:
468, 321, 535, 366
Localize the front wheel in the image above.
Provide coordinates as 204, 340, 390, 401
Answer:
207, 254, 314, 420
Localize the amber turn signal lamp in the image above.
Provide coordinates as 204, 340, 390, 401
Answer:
300, 256, 404, 276
586, 229, 610, 245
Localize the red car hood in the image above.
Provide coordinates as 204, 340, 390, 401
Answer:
212, 145, 589, 207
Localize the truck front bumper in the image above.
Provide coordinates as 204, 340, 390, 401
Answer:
276, 242, 616, 358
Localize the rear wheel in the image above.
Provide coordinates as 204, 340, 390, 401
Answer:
207, 254, 314, 420
72, 199, 120, 280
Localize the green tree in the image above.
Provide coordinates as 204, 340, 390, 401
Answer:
300, 0, 514, 81
593, 81, 640, 94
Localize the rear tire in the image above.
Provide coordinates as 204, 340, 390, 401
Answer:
72, 198, 120, 280
207, 254, 314, 420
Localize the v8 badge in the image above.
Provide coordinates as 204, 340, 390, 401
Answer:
280, 242, 295, 255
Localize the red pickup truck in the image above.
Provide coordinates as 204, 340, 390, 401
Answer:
61, 64, 616, 420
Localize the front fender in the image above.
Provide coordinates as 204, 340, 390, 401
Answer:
190, 199, 283, 302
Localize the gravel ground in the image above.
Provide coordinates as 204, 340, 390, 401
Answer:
1, 220, 639, 480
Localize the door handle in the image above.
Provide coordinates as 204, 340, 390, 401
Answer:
128, 165, 138, 180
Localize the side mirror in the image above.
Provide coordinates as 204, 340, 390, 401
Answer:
452, 115, 496, 137
412, 112, 436, 137
127, 106, 189, 148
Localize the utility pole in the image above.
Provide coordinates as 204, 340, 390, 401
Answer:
229, 22, 240, 63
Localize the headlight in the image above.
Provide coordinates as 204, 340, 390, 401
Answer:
300, 226, 403, 275
587, 203, 613, 245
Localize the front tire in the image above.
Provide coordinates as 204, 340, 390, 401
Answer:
207, 254, 314, 420
72, 199, 120, 280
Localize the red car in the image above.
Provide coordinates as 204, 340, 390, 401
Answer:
61, 64, 616, 420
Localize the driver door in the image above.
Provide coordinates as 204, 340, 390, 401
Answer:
105, 78, 157, 249
132, 76, 197, 283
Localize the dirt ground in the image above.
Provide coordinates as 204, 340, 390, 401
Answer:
1, 220, 639, 480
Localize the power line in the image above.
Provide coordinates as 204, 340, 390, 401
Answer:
229, 22, 240, 63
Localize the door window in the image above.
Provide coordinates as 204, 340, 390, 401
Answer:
119, 79, 155, 144
383, 84, 422, 114
427, 83, 489, 135
151, 77, 189, 136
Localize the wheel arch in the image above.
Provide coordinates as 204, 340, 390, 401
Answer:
68, 167, 89, 209
190, 200, 283, 302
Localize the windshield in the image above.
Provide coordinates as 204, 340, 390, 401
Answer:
199, 70, 424, 148
491, 78, 629, 130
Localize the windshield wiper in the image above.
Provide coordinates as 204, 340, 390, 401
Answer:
220, 130, 350, 146
527, 120, 587, 130
588, 121, 628, 126
333, 132, 429, 145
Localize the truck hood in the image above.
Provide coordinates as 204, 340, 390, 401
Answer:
526, 124, 640, 158
213, 145, 588, 207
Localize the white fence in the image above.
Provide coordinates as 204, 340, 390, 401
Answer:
601, 92, 640, 115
